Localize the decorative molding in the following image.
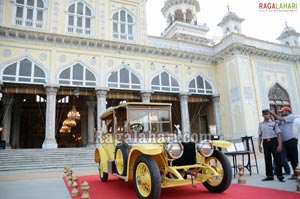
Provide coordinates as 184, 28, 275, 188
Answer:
0, 27, 299, 65
0, 27, 215, 65
39, 53, 47, 61
59, 55, 66, 63
2, 49, 11, 57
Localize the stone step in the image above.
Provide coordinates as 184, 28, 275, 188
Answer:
0, 148, 98, 172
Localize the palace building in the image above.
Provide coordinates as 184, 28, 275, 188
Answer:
0, 0, 299, 149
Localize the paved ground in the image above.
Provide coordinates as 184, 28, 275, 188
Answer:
0, 155, 298, 199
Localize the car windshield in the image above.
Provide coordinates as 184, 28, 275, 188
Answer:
128, 108, 170, 133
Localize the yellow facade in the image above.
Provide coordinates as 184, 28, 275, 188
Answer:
0, 0, 299, 148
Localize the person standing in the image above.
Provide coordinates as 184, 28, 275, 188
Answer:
293, 116, 300, 168
271, 106, 298, 180
258, 109, 285, 182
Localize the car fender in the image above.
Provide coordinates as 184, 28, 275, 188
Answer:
126, 144, 163, 181
211, 140, 232, 148
95, 147, 110, 173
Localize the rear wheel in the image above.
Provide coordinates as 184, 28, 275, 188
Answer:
133, 155, 161, 199
115, 144, 128, 176
203, 150, 232, 193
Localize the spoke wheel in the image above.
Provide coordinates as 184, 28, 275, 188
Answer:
115, 144, 128, 176
133, 155, 161, 199
203, 150, 232, 193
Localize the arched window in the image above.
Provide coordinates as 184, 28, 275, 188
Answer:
67, 1, 92, 35
151, 71, 179, 92
112, 10, 134, 41
188, 75, 213, 94
108, 67, 140, 90
2, 58, 46, 84
268, 83, 290, 113
59, 63, 96, 87
15, 0, 46, 28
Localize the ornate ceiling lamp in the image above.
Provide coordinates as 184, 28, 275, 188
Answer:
67, 106, 80, 121
63, 118, 77, 127
59, 125, 71, 133
67, 88, 80, 120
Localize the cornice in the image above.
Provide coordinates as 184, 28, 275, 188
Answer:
0, 26, 215, 64
215, 43, 300, 64
0, 26, 299, 65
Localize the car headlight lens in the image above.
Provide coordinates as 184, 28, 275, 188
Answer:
164, 142, 184, 160
197, 140, 214, 157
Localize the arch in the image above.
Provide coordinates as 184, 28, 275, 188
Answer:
268, 83, 290, 113
111, 8, 135, 41
1, 57, 47, 84
66, 0, 94, 35
58, 61, 96, 87
151, 70, 180, 93
234, 26, 239, 33
188, 74, 214, 95
107, 66, 141, 90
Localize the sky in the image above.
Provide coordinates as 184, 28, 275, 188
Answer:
146, 0, 300, 44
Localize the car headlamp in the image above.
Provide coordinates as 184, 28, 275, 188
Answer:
164, 141, 184, 160
197, 140, 214, 157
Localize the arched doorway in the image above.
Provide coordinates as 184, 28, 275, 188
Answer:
268, 83, 290, 114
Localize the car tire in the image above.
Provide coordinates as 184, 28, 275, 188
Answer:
99, 159, 108, 182
203, 150, 232, 193
115, 144, 128, 176
133, 155, 161, 199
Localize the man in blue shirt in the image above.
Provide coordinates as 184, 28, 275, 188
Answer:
271, 106, 298, 180
258, 109, 284, 182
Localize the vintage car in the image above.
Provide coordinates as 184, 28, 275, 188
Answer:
94, 102, 232, 199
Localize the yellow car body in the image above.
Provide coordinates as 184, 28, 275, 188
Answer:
94, 102, 232, 199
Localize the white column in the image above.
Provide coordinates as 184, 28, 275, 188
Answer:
42, 86, 59, 149
140, 91, 152, 102
87, 100, 96, 147
179, 93, 190, 135
212, 95, 222, 136
1, 95, 14, 149
95, 88, 108, 145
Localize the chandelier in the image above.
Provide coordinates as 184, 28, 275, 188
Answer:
59, 125, 71, 133
62, 118, 77, 127
67, 106, 80, 120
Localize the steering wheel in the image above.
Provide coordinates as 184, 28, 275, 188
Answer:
130, 123, 144, 133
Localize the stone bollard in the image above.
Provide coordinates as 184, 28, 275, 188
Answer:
81, 181, 90, 199
237, 163, 246, 184
296, 166, 300, 192
64, 166, 70, 178
67, 169, 73, 187
71, 175, 79, 197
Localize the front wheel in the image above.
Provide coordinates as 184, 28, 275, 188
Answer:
99, 158, 108, 182
203, 150, 232, 193
133, 155, 161, 199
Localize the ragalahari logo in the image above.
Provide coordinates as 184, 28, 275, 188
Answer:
259, 2, 298, 12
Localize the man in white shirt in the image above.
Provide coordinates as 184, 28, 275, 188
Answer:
293, 116, 300, 166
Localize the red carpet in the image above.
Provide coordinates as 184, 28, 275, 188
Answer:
64, 175, 299, 199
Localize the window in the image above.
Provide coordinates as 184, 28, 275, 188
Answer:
2, 58, 46, 84
58, 63, 96, 87
112, 10, 134, 41
268, 83, 290, 114
15, 0, 45, 29
108, 67, 140, 90
67, 2, 92, 35
151, 71, 179, 92
188, 75, 213, 94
